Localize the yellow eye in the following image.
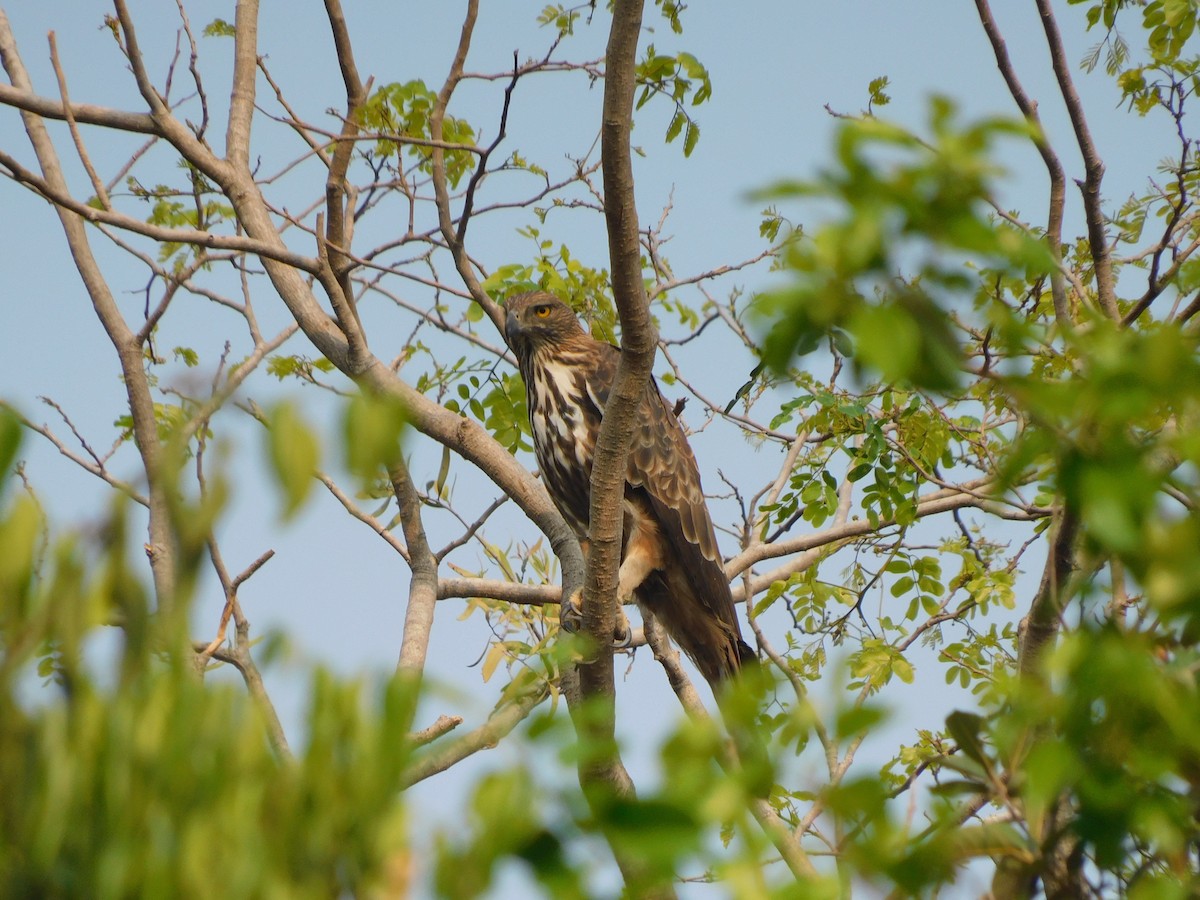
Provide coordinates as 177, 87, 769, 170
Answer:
534, 305, 551, 318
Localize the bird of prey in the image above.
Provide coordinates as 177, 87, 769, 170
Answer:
505, 291, 756, 687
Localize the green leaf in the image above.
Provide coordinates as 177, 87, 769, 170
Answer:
265, 401, 320, 518
202, 18, 235, 37
172, 347, 199, 368
867, 75, 891, 109
752, 574, 799, 618
850, 640, 914, 690
945, 710, 990, 771
342, 392, 407, 482
847, 462, 873, 483
665, 110, 685, 145
0, 405, 22, 490
835, 704, 887, 739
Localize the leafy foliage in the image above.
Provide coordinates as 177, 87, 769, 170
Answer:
635, 45, 712, 156
360, 81, 478, 188
756, 99, 1054, 390
0, 491, 420, 898
750, 7, 1200, 893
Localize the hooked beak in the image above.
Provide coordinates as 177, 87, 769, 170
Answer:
505, 309, 523, 345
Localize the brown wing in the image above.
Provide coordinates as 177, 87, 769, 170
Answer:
628, 385, 723, 564
631, 384, 753, 683
583, 344, 752, 683
580, 345, 721, 557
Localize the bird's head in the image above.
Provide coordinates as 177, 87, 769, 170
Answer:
504, 291, 585, 358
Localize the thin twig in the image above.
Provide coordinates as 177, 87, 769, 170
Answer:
47, 31, 110, 208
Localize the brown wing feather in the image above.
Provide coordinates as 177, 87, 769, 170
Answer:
628, 386, 752, 683
587, 342, 751, 682
628, 386, 722, 564
585, 343, 723, 563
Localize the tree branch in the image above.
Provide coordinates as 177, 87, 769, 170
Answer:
0, 11, 177, 608
47, 31, 110, 209
401, 682, 549, 787
1017, 507, 1079, 677
0, 146, 319, 270
437, 577, 559, 606
409, 714, 463, 748
390, 458, 439, 675
428, 0, 504, 333
0, 80, 157, 133
1034, 0, 1118, 320
973, 0, 1071, 327
225, 0, 258, 167
320, 0, 371, 368
643, 611, 819, 881
728, 477, 1044, 597
580, 5, 677, 894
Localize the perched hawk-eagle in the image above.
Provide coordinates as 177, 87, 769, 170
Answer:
505, 291, 756, 687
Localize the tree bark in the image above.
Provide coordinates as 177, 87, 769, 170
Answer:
569, 2, 675, 896
0, 10, 177, 611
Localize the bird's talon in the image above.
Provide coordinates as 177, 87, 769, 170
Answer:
560, 588, 583, 633
612, 608, 633, 649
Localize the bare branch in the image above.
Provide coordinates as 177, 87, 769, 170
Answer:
1033, 0, 1118, 320
649, 248, 775, 300
391, 458, 439, 674
428, 0, 504, 332
1017, 508, 1079, 677
729, 477, 1043, 595
47, 31, 110, 209
318, 472, 410, 563
112, 0, 167, 115
197, 548, 274, 660
200, 642, 292, 760
642, 609, 706, 711
0, 147, 320, 270
401, 683, 549, 787
197, 523, 289, 759
180, 323, 300, 443
437, 578, 559, 606
434, 493, 510, 562
0, 11, 177, 606
409, 714, 463, 748
4, 400, 145, 504
587, 0, 657, 692
454, 54, 519, 247
224, 0, 258, 167
0, 80, 157, 134
973, 0, 1071, 326
319, 0, 371, 369
256, 56, 329, 163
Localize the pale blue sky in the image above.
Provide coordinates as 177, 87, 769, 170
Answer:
0, 2, 1166, 895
